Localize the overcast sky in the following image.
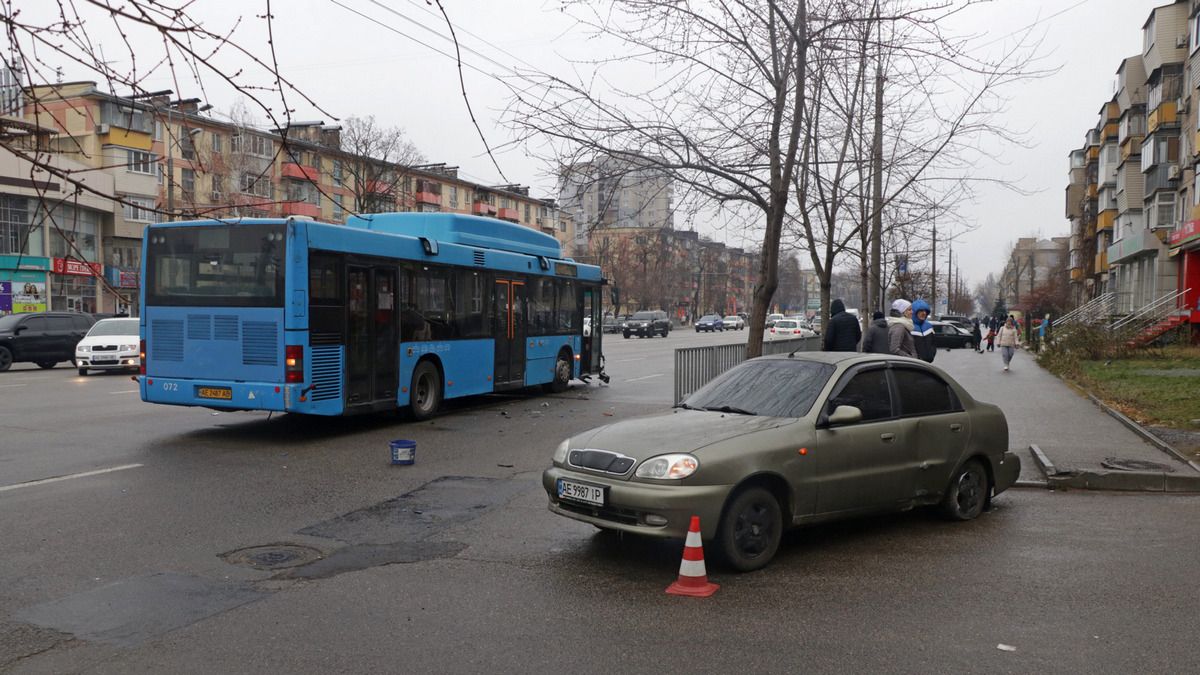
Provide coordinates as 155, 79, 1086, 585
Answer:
28, 0, 1162, 287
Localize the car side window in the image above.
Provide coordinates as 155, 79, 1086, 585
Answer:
72, 315, 93, 331
22, 316, 48, 333
829, 369, 892, 422
47, 316, 75, 331
894, 368, 958, 416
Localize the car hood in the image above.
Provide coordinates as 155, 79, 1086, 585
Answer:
570, 410, 793, 459
77, 334, 138, 348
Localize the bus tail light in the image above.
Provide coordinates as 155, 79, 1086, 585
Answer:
139, 339, 146, 375
285, 345, 304, 383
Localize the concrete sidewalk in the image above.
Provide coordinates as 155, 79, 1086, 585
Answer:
933, 345, 1200, 492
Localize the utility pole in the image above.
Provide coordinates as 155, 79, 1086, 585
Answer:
930, 221, 937, 310
947, 242, 952, 316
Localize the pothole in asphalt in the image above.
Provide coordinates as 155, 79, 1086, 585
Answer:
220, 543, 324, 570
1100, 458, 1175, 473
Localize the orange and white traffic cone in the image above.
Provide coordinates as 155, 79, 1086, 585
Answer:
665, 515, 719, 597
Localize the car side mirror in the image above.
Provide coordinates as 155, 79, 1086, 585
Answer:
827, 405, 863, 426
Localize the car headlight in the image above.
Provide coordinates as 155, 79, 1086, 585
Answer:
123, 344, 138, 351
553, 439, 569, 464
77, 345, 91, 353
635, 454, 699, 480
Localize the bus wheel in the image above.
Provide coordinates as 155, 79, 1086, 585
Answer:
409, 360, 442, 421
544, 351, 571, 393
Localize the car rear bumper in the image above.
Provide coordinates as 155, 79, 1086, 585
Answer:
141, 375, 288, 411
993, 451, 1021, 494
542, 467, 731, 539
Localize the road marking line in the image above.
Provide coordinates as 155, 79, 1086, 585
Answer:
0, 383, 28, 388
108, 389, 139, 394
624, 374, 663, 383
0, 463, 145, 493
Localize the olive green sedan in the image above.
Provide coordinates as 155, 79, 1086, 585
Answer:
543, 352, 1020, 571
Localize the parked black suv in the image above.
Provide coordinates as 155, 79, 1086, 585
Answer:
0, 312, 96, 371
623, 310, 671, 338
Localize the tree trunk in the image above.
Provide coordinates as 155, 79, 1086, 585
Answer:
746, 206, 785, 358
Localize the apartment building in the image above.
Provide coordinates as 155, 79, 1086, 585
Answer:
999, 237, 1070, 312
557, 157, 674, 254
1066, 0, 1200, 338
5, 81, 576, 315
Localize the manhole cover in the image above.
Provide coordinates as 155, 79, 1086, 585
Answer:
220, 544, 324, 570
1101, 458, 1174, 473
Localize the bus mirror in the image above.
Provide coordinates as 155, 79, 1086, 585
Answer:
419, 237, 439, 256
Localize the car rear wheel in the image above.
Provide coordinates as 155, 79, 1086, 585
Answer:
0, 346, 12, 371
717, 486, 783, 572
36, 361, 57, 369
940, 459, 988, 521
408, 360, 442, 421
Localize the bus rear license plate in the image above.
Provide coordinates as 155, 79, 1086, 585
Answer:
557, 478, 605, 507
198, 387, 233, 400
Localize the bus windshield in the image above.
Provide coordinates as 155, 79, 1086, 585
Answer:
146, 223, 285, 307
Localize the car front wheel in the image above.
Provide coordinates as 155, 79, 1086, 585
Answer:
78, 367, 88, 376
0, 346, 12, 371
940, 459, 988, 521
717, 486, 783, 572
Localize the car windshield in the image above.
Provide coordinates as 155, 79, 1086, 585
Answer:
682, 359, 834, 418
631, 311, 656, 320
701, 315, 720, 321
86, 319, 139, 337
775, 320, 798, 328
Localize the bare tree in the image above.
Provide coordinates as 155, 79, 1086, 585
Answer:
340, 115, 425, 214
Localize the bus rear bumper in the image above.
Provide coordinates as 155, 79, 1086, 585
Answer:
140, 375, 289, 411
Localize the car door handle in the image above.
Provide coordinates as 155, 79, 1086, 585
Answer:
950, 423, 963, 432
879, 433, 896, 442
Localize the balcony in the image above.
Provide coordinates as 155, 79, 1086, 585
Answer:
415, 190, 440, 206
364, 180, 392, 195
98, 126, 152, 151
472, 202, 497, 216
1070, 268, 1084, 281
1102, 121, 1119, 140
1120, 135, 1143, 162
1147, 101, 1178, 134
1094, 250, 1108, 271
281, 162, 317, 182
497, 207, 519, 222
1108, 230, 1161, 264
282, 201, 321, 218
1097, 210, 1116, 232
1086, 146, 1100, 161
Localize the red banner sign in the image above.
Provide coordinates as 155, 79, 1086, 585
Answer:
1170, 220, 1200, 247
52, 258, 103, 276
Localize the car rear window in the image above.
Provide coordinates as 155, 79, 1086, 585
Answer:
775, 320, 797, 328
682, 359, 834, 418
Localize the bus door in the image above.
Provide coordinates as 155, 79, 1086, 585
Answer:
494, 278, 526, 388
581, 286, 602, 374
346, 264, 398, 406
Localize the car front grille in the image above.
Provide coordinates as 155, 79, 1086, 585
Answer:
568, 449, 635, 475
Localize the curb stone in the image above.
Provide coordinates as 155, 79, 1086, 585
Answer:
1028, 444, 1200, 493
1086, 394, 1200, 474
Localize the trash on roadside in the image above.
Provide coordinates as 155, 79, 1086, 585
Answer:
497, 463, 514, 468
602, 412, 614, 417
996, 644, 1017, 652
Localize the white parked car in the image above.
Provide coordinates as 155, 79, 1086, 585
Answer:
722, 315, 746, 330
768, 319, 816, 339
765, 313, 785, 328
75, 318, 140, 375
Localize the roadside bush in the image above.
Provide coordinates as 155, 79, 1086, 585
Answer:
1038, 324, 1121, 376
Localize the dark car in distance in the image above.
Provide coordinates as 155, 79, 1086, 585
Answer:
623, 310, 671, 339
930, 321, 974, 349
694, 314, 725, 332
0, 311, 97, 371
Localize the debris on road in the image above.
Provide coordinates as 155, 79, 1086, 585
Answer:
996, 644, 1017, 652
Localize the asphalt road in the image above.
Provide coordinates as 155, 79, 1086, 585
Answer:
2, 331, 1198, 674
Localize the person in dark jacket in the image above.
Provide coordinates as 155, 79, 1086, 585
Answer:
861, 310, 890, 354
822, 298, 862, 352
971, 319, 983, 353
910, 299, 936, 363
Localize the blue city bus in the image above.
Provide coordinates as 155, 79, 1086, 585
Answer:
138, 212, 607, 419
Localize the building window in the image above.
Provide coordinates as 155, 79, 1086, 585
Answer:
211, 133, 222, 154
122, 197, 156, 223
449, 186, 458, 207
0, 195, 31, 255
211, 174, 225, 200
1144, 14, 1156, 54
180, 128, 197, 160
181, 169, 196, 195
333, 194, 344, 220
127, 149, 155, 175
525, 203, 531, 222
332, 160, 343, 186
1191, 15, 1200, 53
231, 133, 272, 157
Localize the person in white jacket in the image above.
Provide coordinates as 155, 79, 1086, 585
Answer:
996, 316, 1021, 371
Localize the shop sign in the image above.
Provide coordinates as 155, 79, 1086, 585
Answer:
1169, 220, 1200, 247
0, 279, 48, 314
52, 258, 103, 276
105, 266, 140, 288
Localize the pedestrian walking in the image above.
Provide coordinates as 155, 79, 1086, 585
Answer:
1037, 313, 1051, 352
862, 310, 890, 354
985, 325, 996, 352
997, 316, 1021, 371
971, 319, 983, 353
886, 299, 916, 358
910, 299, 936, 363
822, 298, 862, 352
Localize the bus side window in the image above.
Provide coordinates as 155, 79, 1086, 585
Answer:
454, 270, 486, 338
556, 280, 576, 334
528, 277, 553, 335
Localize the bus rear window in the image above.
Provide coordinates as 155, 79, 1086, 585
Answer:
146, 224, 285, 307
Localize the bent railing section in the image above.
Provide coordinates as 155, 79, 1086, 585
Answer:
673, 337, 820, 404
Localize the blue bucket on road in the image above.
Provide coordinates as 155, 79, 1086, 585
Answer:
389, 439, 416, 465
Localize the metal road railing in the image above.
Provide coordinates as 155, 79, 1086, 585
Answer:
673, 336, 820, 405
